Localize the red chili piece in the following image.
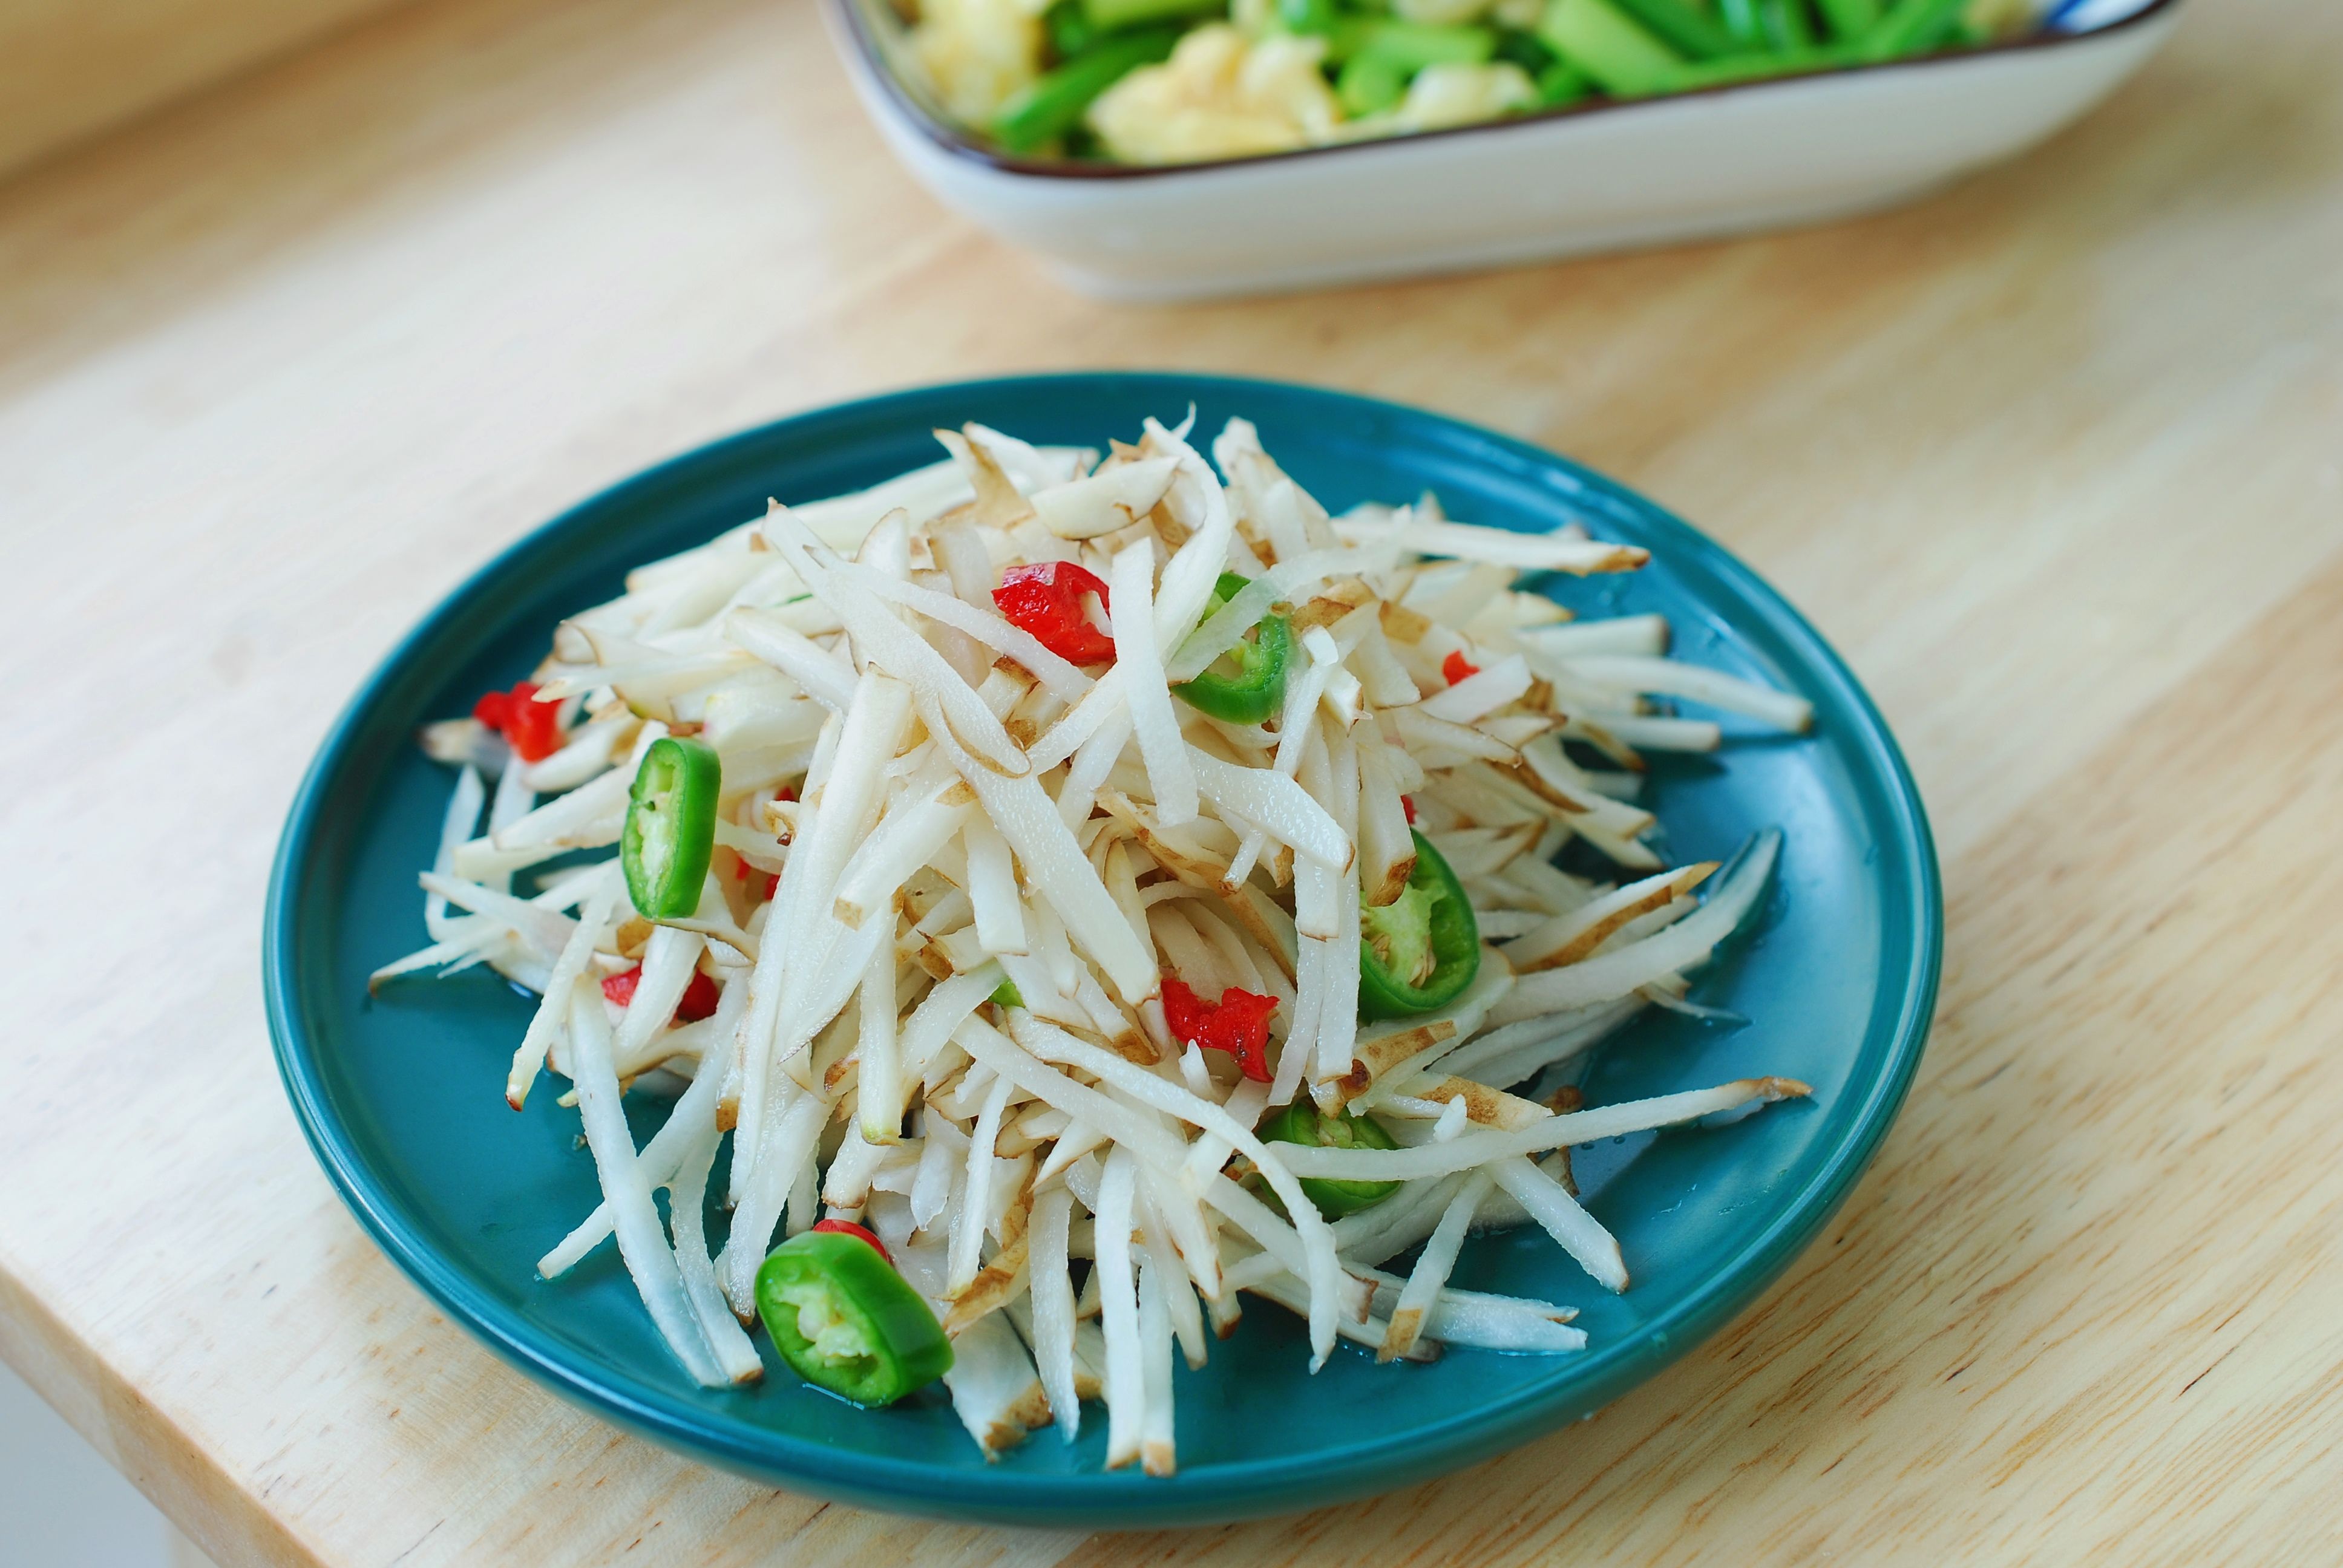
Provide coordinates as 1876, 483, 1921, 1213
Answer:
473, 680, 564, 762
1401, 795, 1417, 825
811, 1217, 892, 1264
1441, 650, 1481, 687
993, 561, 1117, 664
1161, 976, 1278, 1083
676, 970, 720, 1022
600, 966, 721, 1024
733, 857, 781, 901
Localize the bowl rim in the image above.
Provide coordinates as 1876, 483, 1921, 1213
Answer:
829, 0, 2179, 183
264, 371, 1944, 1527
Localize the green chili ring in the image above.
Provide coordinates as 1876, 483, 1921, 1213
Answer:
621, 736, 721, 920
1173, 572, 1293, 726
1357, 829, 1482, 1021
1260, 1100, 1403, 1217
755, 1230, 954, 1406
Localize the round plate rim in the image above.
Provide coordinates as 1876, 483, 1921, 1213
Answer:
263, 371, 1941, 1527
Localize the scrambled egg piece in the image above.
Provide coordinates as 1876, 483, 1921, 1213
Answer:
1087, 25, 1345, 164
1381, 60, 1538, 131
911, 0, 1044, 127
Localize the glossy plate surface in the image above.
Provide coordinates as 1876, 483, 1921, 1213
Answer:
266, 373, 1939, 1527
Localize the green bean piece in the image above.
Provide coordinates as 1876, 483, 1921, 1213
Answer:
1276, 0, 1341, 35
1537, 58, 1593, 102
992, 28, 1181, 152
1716, 0, 1765, 45
1810, 0, 1882, 39
1337, 53, 1408, 116
1536, 0, 1683, 97
1079, 0, 1221, 31
1609, 0, 1743, 59
1334, 18, 1499, 70
1761, 0, 1815, 50
1858, 0, 1968, 57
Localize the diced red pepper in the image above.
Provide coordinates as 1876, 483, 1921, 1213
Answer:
600, 965, 720, 1024
473, 680, 564, 762
732, 857, 780, 901
1161, 976, 1277, 1083
1401, 794, 1417, 825
1441, 650, 1481, 687
676, 970, 720, 1022
993, 561, 1117, 665
811, 1217, 893, 1264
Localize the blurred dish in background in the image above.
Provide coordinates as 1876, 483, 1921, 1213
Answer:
906, 0, 2071, 163
829, 0, 2177, 297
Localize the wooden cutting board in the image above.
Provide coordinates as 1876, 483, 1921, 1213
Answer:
0, 0, 2338, 1562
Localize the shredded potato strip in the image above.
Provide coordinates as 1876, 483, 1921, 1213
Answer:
564, 985, 726, 1387
383, 411, 1829, 1456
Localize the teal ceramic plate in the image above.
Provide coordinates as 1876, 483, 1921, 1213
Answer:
266, 373, 1938, 1527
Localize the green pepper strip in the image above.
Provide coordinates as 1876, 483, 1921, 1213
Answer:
1810, 0, 1882, 41
1858, 0, 1968, 58
1715, 0, 1767, 46
1358, 830, 1481, 1021
1274, 0, 1340, 36
1333, 19, 1500, 70
1762, 0, 1816, 51
1080, 0, 1221, 33
1172, 573, 1293, 726
1336, 53, 1407, 116
1537, 59, 1594, 103
1643, 42, 1852, 91
994, 28, 1181, 153
1608, 0, 1745, 60
1260, 1101, 1402, 1218
622, 736, 720, 920
1536, 0, 1683, 97
756, 1231, 953, 1406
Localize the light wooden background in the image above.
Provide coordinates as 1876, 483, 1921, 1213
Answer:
2, 0, 2339, 1562
0, 0, 413, 178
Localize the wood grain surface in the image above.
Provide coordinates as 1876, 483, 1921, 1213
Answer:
0, 0, 414, 178
2, 0, 2339, 1562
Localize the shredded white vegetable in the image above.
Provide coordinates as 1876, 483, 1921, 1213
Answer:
379, 414, 1818, 1472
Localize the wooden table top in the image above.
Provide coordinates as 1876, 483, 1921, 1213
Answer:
4, 0, 2339, 1561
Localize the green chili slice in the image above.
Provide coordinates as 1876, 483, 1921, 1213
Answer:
1172, 573, 1293, 725
1260, 1101, 1402, 1217
1358, 830, 1481, 1020
621, 736, 720, 920
755, 1230, 954, 1406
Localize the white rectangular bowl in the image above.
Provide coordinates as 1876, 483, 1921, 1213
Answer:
828, 0, 2178, 300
